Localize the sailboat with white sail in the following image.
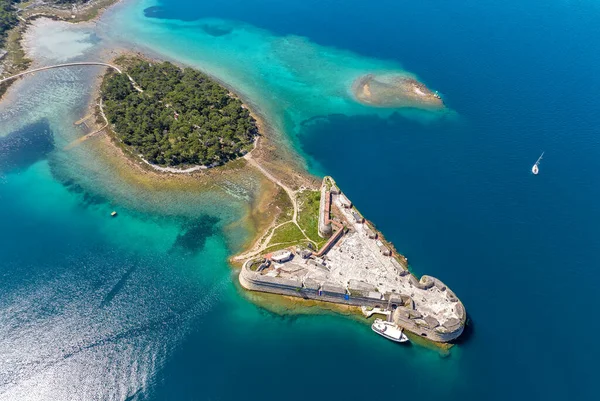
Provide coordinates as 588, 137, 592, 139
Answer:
532, 152, 544, 175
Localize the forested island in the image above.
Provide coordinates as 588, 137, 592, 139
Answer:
101, 58, 258, 167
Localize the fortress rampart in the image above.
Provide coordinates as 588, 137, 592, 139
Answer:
240, 176, 466, 343
318, 183, 332, 238
240, 261, 465, 342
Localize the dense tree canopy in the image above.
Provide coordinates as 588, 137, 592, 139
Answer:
0, 1, 19, 46
101, 59, 258, 167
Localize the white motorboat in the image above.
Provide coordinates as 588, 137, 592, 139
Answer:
532, 152, 544, 175
371, 318, 409, 343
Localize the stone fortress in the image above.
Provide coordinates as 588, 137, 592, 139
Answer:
240, 177, 466, 342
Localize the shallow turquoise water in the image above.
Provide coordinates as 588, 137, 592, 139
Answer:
102, 0, 455, 172
2, 0, 599, 399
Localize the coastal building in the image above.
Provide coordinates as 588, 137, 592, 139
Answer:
271, 250, 292, 263
351, 211, 364, 224
348, 279, 377, 297
364, 226, 377, 239
303, 278, 321, 292
298, 248, 313, 259
376, 240, 392, 256
339, 194, 352, 208
390, 258, 409, 275
321, 282, 347, 297
255, 259, 271, 272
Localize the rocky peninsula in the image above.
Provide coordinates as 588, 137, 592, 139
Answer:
237, 176, 466, 343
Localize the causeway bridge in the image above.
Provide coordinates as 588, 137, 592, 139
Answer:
0, 62, 122, 85
0, 61, 146, 151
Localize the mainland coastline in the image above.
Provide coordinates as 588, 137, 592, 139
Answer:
1, 2, 466, 347
0, 0, 120, 99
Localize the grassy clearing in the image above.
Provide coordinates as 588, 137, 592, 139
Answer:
259, 188, 326, 254
269, 221, 305, 246
297, 189, 327, 248
261, 241, 311, 256
272, 185, 294, 225
253, 188, 307, 255
249, 259, 265, 271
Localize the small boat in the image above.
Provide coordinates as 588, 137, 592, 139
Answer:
371, 318, 409, 343
111, 211, 117, 217
532, 151, 544, 175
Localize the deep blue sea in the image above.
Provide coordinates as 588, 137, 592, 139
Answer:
1, 0, 599, 400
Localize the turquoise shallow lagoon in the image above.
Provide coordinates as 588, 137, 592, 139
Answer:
1, 0, 599, 399
102, 0, 455, 172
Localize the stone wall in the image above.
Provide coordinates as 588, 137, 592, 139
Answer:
314, 227, 344, 257
318, 185, 332, 238
239, 259, 466, 343
240, 268, 390, 309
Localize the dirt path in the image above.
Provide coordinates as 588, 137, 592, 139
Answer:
233, 220, 289, 261
64, 123, 107, 150
244, 152, 298, 222
235, 146, 316, 261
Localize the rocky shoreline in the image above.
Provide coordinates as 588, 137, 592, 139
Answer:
352, 73, 444, 109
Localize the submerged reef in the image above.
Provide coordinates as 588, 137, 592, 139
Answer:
352, 73, 444, 109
